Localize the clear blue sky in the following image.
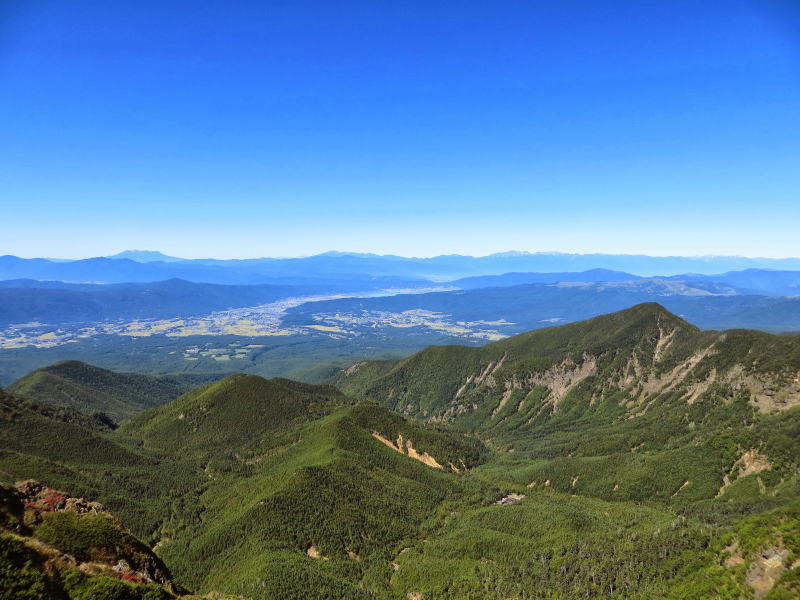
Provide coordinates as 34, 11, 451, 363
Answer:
1, 0, 799, 259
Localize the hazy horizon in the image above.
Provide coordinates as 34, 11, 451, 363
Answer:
3, 1, 800, 259
7, 248, 800, 262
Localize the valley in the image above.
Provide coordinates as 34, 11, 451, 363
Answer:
4, 267, 800, 391
2, 304, 799, 599
0, 294, 498, 351
0, 287, 456, 349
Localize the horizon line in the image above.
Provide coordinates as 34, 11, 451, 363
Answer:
4, 249, 800, 262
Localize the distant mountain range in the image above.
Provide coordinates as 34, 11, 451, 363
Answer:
107, 249, 187, 263
2, 269, 800, 331
453, 267, 800, 296
451, 268, 641, 289
4, 250, 800, 283
285, 277, 800, 333
0, 255, 435, 286
666, 269, 800, 296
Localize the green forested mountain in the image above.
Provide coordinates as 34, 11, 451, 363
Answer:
8, 360, 219, 422
119, 380, 491, 599
335, 302, 800, 424
335, 303, 800, 507
0, 377, 492, 599
1, 304, 799, 599
330, 303, 800, 598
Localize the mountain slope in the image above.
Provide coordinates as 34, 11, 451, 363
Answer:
0, 480, 181, 600
117, 374, 491, 599
122, 373, 487, 472
124, 374, 354, 455
2, 374, 491, 599
9, 360, 218, 422
329, 305, 800, 598
335, 302, 800, 425
0, 385, 191, 546
2, 310, 800, 600
0, 387, 146, 471
127, 400, 490, 599
335, 303, 800, 509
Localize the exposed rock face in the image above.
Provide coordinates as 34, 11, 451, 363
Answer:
716, 450, 773, 498
736, 450, 772, 478
723, 541, 744, 567
496, 493, 525, 505
343, 361, 368, 376
15, 479, 106, 521
747, 546, 790, 599
338, 305, 800, 428
371, 432, 445, 469
306, 545, 329, 560
2, 480, 176, 590
671, 480, 691, 497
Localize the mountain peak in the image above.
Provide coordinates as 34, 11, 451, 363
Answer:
107, 250, 185, 263
123, 374, 351, 455
615, 301, 682, 321
9, 361, 213, 422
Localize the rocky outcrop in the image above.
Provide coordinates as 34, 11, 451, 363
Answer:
15, 479, 106, 522
746, 545, 791, 599
716, 450, 773, 498
372, 432, 444, 469
1, 480, 178, 591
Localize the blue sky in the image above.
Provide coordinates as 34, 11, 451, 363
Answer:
1, 0, 799, 259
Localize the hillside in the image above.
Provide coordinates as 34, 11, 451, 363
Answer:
2, 309, 800, 599
9, 360, 219, 422
0, 385, 195, 556
1, 375, 492, 599
123, 374, 355, 455
335, 302, 800, 423
0, 479, 184, 600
